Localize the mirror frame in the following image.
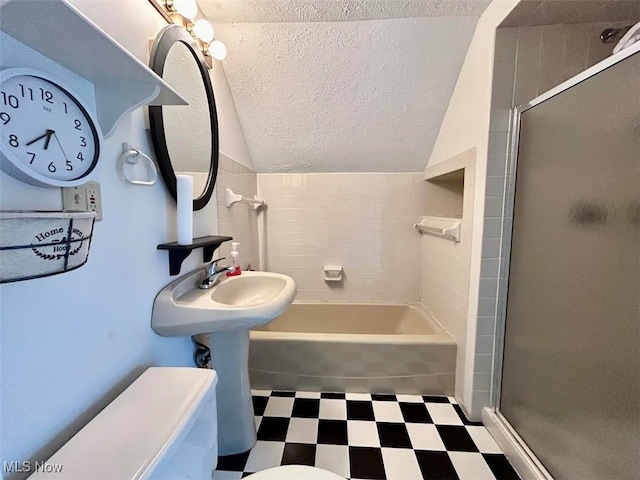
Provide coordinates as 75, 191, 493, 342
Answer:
148, 24, 219, 211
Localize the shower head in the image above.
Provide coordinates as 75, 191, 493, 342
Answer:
600, 25, 633, 43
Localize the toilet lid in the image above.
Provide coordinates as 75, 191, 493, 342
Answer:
243, 465, 346, 479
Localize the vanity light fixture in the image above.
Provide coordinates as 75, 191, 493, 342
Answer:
149, 0, 226, 68
193, 19, 214, 43
209, 40, 227, 60
169, 0, 197, 19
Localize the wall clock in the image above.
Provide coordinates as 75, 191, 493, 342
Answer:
0, 68, 102, 187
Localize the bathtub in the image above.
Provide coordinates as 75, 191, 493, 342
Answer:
249, 303, 456, 395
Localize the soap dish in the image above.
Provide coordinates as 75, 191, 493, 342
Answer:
323, 265, 343, 282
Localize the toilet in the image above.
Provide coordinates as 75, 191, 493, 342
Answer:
28, 367, 343, 479
245, 465, 344, 479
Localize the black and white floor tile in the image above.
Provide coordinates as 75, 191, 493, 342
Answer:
213, 390, 519, 480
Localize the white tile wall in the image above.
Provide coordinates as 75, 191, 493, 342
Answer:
257, 173, 423, 303
420, 149, 476, 401
216, 154, 260, 269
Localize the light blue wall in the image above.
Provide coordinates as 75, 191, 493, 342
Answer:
0, 1, 244, 476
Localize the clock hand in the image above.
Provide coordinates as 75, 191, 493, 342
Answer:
25, 132, 48, 146
51, 131, 70, 162
43, 129, 54, 150
25, 129, 55, 149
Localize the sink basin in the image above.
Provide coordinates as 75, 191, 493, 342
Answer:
210, 274, 291, 307
151, 270, 296, 337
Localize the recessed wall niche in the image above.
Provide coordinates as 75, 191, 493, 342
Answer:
425, 168, 465, 219
423, 147, 475, 219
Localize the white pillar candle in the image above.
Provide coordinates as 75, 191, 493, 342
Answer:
176, 175, 193, 245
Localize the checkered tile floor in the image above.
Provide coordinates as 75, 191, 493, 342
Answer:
213, 390, 519, 480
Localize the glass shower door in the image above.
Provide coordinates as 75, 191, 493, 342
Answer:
500, 52, 639, 479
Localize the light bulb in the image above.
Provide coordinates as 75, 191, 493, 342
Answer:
193, 19, 214, 42
210, 40, 227, 60
172, 0, 197, 19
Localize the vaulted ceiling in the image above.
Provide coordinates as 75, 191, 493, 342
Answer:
200, 1, 492, 172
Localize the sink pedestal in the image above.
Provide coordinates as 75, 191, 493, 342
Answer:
208, 329, 257, 455
151, 270, 297, 454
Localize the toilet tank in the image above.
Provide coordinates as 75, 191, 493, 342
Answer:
29, 367, 218, 480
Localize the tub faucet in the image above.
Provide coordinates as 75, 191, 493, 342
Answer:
199, 257, 234, 289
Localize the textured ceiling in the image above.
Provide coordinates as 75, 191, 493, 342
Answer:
200, 0, 491, 23
200, 1, 490, 173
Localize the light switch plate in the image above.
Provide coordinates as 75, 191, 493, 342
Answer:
62, 181, 103, 220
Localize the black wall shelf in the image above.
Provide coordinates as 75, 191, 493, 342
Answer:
157, 235, 233, 276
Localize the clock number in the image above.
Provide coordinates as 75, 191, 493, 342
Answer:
48, 162, 57, 173
1, 92, 19, 109
80, 136, 87, 147
39, 88, 53, 104
63, 102, 68, 114
8, 134, 19, 147
77, 152, 84, 162
18, 84, 34, 100
0, 112, 9, 125
27, 152, 36, 164
65, 160, 73, 172
74, 119, 82, 130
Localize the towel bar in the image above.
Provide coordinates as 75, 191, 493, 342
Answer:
414, 217, 461, 242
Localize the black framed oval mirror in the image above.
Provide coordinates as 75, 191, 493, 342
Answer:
148, 24, 219, 211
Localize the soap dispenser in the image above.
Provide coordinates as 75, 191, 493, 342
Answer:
227, 242, 241, 276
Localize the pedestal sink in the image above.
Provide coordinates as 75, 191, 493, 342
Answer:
151, 269, 296, 454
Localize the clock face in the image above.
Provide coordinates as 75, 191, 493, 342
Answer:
0, 69, 101, 187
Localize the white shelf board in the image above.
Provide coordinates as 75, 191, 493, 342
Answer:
0, 0, 187, 138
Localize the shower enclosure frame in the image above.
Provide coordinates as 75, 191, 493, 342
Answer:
487, 42, 640, 479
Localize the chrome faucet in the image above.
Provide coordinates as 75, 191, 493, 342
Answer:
199, 257, 234, 289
